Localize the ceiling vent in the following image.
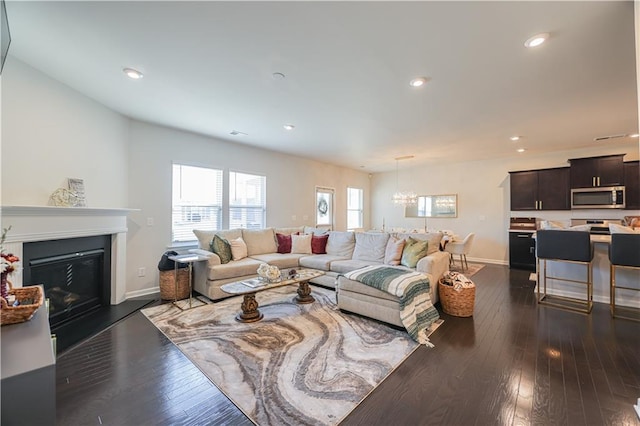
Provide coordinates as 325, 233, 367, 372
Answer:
593, 134, 626, 141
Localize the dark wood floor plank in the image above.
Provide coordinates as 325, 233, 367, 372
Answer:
55, 264, 640, 425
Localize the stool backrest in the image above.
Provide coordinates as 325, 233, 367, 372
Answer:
610, 233, 640, 267
536, 230, 593, 262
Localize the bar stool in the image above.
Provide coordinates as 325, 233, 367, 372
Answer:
609, 233, 640, 321
536, 230, 594, 313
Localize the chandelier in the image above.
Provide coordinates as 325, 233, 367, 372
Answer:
392, 156, 417, 206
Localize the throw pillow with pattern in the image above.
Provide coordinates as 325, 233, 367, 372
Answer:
400, 237, 429, 268
210, 234, 232, 264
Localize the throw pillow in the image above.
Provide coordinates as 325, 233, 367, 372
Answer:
291, 234, 312, 254
384, 236, 405, 265
400, 237, 429, 268
311, 234, 329, 254
276, 233, 292, 254
210, 234, 232, 264
229, 237, 248, 261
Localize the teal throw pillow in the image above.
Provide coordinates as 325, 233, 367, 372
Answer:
210, 234, 232, 264
400, 237, 429, 268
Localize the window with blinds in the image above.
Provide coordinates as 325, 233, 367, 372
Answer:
229, 171, 266, 229
347, 187, 364, 230
172, 164, 223, 243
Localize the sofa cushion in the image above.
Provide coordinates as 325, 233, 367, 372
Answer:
242, 228, 277, 256
338, 276, 400, 303
326, 231, 356, 258
311, 234, 329, 254
384, 235, 406, 265
401, 237, 429, 268
352, 232, 389, 263
207, 258, 263, 281
210, 234, 232, 264
218, 229, 243, 241
291, 234, 312, 254
299, 254, 348, 271
274, 226, 305, 236
330, 259, 383, 274
193, 229, 216, 250
304, 226, 330, 235
250, 253, 306, 269
395, 232, 443, 255
230, 237, 248, 261
276, 233, 292, 254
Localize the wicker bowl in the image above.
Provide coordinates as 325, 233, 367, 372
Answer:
1, 282, 44, 326
159, 269, 190, 300
438, 280, 475, 317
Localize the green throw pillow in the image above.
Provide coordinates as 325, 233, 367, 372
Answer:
210, 234, 232, 264
400, 237, 429, 268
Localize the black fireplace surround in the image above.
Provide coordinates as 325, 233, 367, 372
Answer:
22, 235, 111, 329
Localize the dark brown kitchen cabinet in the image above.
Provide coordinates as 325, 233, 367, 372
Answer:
624, 161, 639, 210
509, 167, 570, 211
569, 154, 624, 188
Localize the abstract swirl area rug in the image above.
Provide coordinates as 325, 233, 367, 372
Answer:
142, 285, 440, 425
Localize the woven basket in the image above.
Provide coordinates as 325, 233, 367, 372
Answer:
438, 280, 475, 317
159, 269, 190, 300
1, 281, 44, 326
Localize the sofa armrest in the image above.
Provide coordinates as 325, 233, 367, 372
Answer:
416, 251, 449, 283
188, 248, 221, 266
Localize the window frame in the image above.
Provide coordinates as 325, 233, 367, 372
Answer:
347, 187, 364, 231
171, 163, 223, 244
228, 170, 267, 229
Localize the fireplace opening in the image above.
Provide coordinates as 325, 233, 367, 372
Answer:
23, 235, 111, 329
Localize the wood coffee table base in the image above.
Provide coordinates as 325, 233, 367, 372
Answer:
234, 280, 315, 322
236, 293, 263, 323
294, 280, 315, 304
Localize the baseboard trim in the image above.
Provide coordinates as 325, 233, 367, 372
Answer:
125, 287, 160, 300
466, 256, 508, 266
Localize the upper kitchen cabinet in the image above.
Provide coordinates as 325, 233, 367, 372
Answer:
569, 154, 624, 188
510, 167, 570, 211
624, 161, 639, 210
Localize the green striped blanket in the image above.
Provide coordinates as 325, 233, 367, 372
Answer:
343, 265, 440, 347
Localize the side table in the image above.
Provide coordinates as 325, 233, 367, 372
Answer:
168, 254, 209, 310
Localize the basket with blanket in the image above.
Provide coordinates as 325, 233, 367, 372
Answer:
438, 271, 475, 317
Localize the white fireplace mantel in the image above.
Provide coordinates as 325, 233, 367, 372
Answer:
0, 205, 139, 304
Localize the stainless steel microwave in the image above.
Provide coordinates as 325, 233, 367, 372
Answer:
571, 186, 625, 209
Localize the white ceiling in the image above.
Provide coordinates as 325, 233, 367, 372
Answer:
5, 1, 638, 172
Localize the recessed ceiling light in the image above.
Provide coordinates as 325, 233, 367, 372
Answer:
283, 124, 295, 131
409, 77, 429, 88
629, 133, 639, 138
510, 136, 521, 141
123, 67, 143, 79
517, 148, 526, 153
524, 33, 549, 48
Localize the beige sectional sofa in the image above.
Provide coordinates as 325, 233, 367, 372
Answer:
190, 226, 450, 304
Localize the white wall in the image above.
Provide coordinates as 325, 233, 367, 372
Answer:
126, 120, 370, 296
1, 58, 129, 207
1, 58, 370, 298
372, 143, 640, 265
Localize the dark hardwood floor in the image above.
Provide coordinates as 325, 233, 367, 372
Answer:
56, 265, 640, 425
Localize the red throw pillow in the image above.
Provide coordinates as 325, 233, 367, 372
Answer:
311, 234, 329, 254
276, 233, 292, 254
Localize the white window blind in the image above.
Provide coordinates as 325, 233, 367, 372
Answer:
229, 171, 266, 229
172, 164, 223, 243
347, 187, 363, 230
